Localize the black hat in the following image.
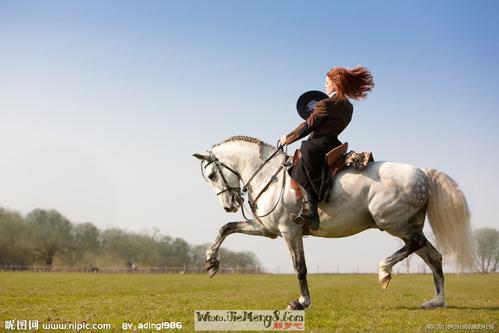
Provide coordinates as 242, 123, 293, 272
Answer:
296, 90, 329, 120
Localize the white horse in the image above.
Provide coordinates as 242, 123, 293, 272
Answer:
193, 135, 474, 310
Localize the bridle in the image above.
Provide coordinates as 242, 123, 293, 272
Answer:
200, 145, 290, 221
202, 152, 244, 198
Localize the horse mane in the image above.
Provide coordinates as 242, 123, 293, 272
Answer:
212, 135, 277, 160
212, 135, 274, 150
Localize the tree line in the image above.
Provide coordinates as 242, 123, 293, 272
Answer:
1, 206, 497, 273
0, 208, 260, 270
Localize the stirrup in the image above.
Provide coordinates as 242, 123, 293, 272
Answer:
294, 214, 306, 226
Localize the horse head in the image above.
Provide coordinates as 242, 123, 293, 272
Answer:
193, 151, 244, 213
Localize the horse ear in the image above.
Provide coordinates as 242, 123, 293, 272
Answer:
193, 153, 209, 160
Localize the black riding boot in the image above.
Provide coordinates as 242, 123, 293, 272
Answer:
294, 187, 320, 231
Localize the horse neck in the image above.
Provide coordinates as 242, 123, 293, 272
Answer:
212, 141, 285, 192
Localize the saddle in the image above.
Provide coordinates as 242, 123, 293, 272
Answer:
290, 142, 374, 199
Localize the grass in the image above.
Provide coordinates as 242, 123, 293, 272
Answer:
0, 272, 497, 332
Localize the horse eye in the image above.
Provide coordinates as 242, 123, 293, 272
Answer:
208, 173, 216, 181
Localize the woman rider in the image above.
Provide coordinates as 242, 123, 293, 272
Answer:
278, 66, 374, 230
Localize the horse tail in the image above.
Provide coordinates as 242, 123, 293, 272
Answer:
422, 168, 475, 271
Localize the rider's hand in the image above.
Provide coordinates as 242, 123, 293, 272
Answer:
278, 134, 288, 147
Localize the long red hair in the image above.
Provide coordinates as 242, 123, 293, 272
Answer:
327, 65, 374, 101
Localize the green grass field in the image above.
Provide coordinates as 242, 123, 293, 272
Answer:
0, 272, 497, 332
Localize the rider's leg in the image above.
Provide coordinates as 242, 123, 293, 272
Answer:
295, 185, 320, 230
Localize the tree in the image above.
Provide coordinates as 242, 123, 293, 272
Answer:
155, 237, 191, 267
0, 208, 33, 265
100, 229, 158, 268
74, 222, 100, 253
475, 228, 499, 273
233, 251, 260, 269
219, 249, 260, 269
101, 229, 138, 268
25, 209, 73, 267
190, 244, 210, 267
62, 222, 101, 266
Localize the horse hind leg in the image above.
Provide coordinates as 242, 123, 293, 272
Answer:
378, 232, 427, 290
416, 242, 445, 308
377, 205, 428, 290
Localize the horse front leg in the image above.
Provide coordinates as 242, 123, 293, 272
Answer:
205, 220, 277, 278
281, 227, 310, 310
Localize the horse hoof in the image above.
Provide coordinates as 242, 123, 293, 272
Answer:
286, 300, 304, 310
294, 215, 306, 226
421, 299, 445, 309
380, 274, 391, 290
208, 267, 219, 279
205, 258, 219, 278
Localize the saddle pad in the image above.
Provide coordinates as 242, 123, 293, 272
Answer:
345, 151, 374, 169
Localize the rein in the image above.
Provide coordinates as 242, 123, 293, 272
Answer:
201, 145, 291, 222
241, 154, 290, 221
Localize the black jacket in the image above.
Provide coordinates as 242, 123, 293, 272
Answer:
286, 96, 353, 200
284, 96, 353, 147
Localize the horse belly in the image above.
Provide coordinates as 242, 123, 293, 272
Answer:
313, 208, 376, 237
311, 177, 376, 237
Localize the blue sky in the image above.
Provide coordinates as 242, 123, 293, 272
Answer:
1, 0, 498, 273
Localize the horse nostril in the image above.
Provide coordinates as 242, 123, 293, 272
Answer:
224, 207, 231, 212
